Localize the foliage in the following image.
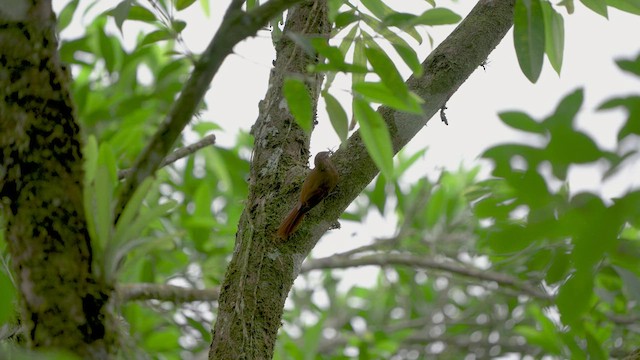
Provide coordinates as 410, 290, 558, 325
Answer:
273, 53, 640, 358
1, 0, 639, 359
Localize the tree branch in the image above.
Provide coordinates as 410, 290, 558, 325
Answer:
317, 324, 540, 357
115, 0, 305, 219
117, 134, 216, 179
303, 252, 552, 300
116, 283, 220, 303
116, 250, 547, 303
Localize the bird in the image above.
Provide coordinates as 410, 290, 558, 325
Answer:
277, 151, 339, 240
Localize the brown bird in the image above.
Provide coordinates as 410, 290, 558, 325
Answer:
277, 151, 339, 240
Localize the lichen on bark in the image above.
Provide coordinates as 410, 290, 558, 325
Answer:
0, 9, 115, 358
209, 1, 331, 359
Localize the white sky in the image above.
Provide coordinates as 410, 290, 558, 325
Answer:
165, 1, 640, 197
56, 0, 640, 275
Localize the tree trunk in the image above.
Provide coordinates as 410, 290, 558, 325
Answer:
0, 3, 115, 358
209, 0, 331, 357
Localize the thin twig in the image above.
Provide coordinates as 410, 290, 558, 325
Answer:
117, 134, 216, 180
303, 252, 552, 300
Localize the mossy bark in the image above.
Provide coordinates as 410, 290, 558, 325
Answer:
209, 1, 330, 359
0, 5, 115, 358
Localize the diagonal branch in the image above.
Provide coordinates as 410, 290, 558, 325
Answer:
115, 0, 305, 219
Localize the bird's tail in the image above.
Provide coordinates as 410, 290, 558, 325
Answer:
277, 202, 305, 240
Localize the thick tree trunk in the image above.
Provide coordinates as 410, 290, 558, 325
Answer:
0, 3, 115, 358
210, 0, 515, 359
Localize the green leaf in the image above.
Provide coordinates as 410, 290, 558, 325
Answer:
585, 327, 608, 360
58, 0, 79, 32
323, 92, 349, 143
144, 328, 180, 351
613, 265, 640, 302
335, 10, 360, 28
499, 111, 545, 134
107, 205, 177, 278
328, 0, 343, 22
546, 250, 571, 284
369, 174, 387, 214
360, 0, 394, 19
597, 96, 640, 140
558, 0, 575, 13
556, 271, 593, 327
352, 37, 367, 82
122, 201, 177, 248
515, 306, 563, 355
283, 78, 313, 132
365, 46, 408, 96
200, 0, 211, 16
113, 178, 155, 243
94, 166, 113, 252
92, 158, 117, 262
580, 0, 609, 17
396, 148, 426, 176
412, 8, 462, 26
382, 12, 417, 28
607, 0, 640, 15
309, 37, 345, 66
353, 82, 422, 114
0, 271, 16, 324
83, 135, 99, 184
111, 0, 131, 34
140, 29, 173, 47
176, 0, 198, 10
368, 22, 423, 77
425, 186, 445, 227
338, 25, 358, 56
514, 0, 546, 83
546, 128, 602, 166
541, 2, 565, 74
192, 122, 222, 136
98, 29, 117, 73
543, 88, 583, 129
393, 44, 423, 77
353, 98, 394, 179
128, 5, 157, 22
615, 53, 640, 76
172, 20, 187, 33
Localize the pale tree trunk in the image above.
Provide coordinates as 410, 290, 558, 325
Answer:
0, 2, 116, 358
210, 0, 515, 359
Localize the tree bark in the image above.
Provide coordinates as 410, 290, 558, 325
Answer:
210, 0, 515, 359
209, 0, 331, 357
0, 3, 115, 358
